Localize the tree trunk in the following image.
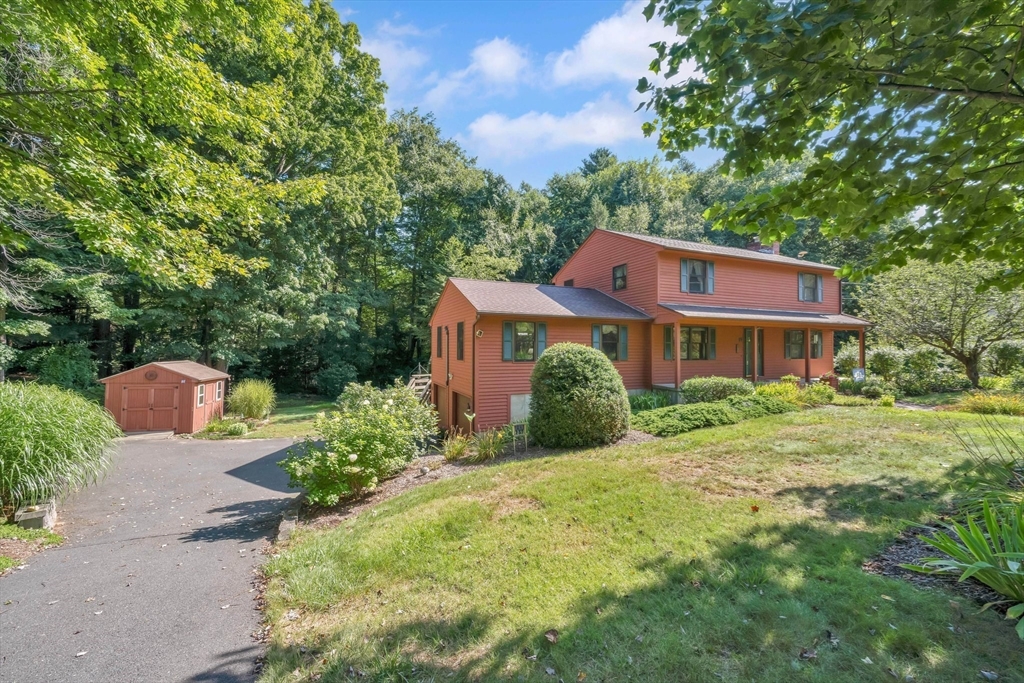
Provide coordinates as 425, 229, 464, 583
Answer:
964, 354, 982, 388
121, 287, 140, 368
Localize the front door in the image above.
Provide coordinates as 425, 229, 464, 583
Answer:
743, 328, 764, 378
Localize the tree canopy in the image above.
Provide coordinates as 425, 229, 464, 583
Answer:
641, 0, 1024, 286
859, 260, 1024, 386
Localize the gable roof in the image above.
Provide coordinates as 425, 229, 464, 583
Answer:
447, 278, 651, 320
659, 303, 869, 326
100, 360, 229, 383
603, 230, 838, 271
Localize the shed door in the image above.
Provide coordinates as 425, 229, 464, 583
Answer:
122, 385, 179, 432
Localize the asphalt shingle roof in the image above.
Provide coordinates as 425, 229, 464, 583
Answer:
659, 302, 869, 326
605, 230, 838, 271
101, 360, 229, 382
448, 278, 651, 320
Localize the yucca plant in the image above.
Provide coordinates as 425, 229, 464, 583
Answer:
227, 378, 276, 419
0, 382, 120, 510
903, 501, 1024, 639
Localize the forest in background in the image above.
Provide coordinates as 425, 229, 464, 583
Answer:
1, 1, 891, 399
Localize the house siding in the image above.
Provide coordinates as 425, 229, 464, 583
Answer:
553, 230, 661, 316
428, 282, 477, 430
474, 315, 649, 431
657, 252, 841, 313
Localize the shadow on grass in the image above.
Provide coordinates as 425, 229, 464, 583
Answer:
262, 477, 1022, 682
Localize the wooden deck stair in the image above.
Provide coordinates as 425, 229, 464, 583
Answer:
407, 372, 431, 403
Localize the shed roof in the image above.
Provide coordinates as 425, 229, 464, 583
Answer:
604, 230, 838, 271
100, 360, 229, 383
447, 278, 651, 320
658, 303, 869, 326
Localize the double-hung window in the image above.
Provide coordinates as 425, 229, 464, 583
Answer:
612, 264, 627, 291
810, 330, 823, 359
502, 321, 547, 361
456, 322, 465, 360
678, 326, 716, 360
680, 259, 715, 294
592, 324, 628, 361
436, 326, 443, 357
798, 273, 823, 303
215, 381, 223, 401
197, 384, 206, 407
785, 330, 806, 359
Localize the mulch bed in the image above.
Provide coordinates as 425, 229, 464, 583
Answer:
862, 530, 1007, 613
300, 430, 657, 530
0, 536, 56, 569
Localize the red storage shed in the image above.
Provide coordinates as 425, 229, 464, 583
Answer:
100, 361, 229, 434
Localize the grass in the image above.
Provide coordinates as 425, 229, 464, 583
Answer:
900, 391, 965, 407
195, 395, 334, 440
261, 408, 1024, 682
0, 522, 62, 571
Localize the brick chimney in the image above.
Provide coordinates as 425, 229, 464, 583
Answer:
746, 237, 781, 254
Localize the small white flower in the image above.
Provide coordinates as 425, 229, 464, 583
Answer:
386, 399, 394, 405
362, 400, 370, 406
348, 453, 358, 462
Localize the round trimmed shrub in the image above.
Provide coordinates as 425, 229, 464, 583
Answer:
679, 376, 753, 403
529, 343, 630, 448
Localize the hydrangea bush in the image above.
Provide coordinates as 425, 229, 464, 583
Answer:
281, 381, 437, 505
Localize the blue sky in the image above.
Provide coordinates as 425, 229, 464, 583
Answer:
338, 0, 717, 187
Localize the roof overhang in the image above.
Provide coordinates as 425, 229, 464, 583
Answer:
657, 303, 870, 327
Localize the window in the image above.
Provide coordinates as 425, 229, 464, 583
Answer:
680, 259, 715, 294
215, 381, 223, 401
436, 326, 442, 358
456, 322, 464, 361
798, 272, 823, 302
197, 384, 206, 407
612, 264, 627, 291
811, 330, 823, 359
785, 330, 806, 359
679, 326, 716, 360
502, 321, 547, 361
663, 325, 674, 360
563, 279, 574, 287
592, 324, 628, 361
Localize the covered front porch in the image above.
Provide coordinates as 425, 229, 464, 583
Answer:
651, 303, 870, 390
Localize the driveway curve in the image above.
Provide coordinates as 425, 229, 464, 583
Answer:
0, 436, 300, 683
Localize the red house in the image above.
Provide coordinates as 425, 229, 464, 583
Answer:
428, 229, 869, 432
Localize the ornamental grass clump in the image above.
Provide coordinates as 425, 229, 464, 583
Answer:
281, 382, 436, 506
529, 343, 630, 448
468, 428, 508, 463
227, 378, 276, 419
0, 382, 120, 508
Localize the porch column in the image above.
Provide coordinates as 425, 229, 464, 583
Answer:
674, 321, 681, 389
804, 327, 812, 385
859, 329, 866, 371
752, 326, 759, 384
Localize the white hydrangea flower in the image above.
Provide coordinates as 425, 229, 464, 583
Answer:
386, 399, 394, 405
362, 399, 371, 405
348, 453, 358, 462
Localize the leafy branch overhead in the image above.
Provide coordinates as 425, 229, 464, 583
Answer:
640, 0, 1024, 285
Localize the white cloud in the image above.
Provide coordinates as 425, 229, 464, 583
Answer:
549, 0, 680, 87
465, 94, 645, 160
360, 21, 431, 98
424, 37, 529, 109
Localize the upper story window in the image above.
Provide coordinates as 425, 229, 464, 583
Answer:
612, 264, 627, 291
436, 326, 443, 357
563, 279, 574, 287
456, 322, 465, 360
798, 273, 823, 303
197, 383, 206, 407
592, 324, 628, 361
502, 321, 547, 362
784, 330, 806, 359
681, 259, 715, 294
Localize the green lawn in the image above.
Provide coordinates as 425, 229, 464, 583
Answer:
0, 523, 62, 571
196, 395, 334, 440
900, 391, 965, 407
260, 408, 1024, 682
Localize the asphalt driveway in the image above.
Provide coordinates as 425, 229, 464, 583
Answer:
0, 436, 301, 683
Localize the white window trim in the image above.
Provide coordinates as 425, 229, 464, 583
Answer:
197, 384, 206, 407
215, 381, 223, 401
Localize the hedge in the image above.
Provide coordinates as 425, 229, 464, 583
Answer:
631, 394, 798, 437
